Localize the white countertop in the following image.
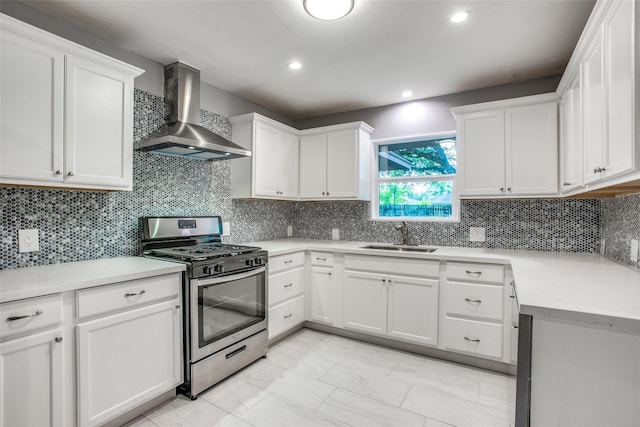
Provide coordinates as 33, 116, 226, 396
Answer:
249, 238, 640, 332
0, 257, 186, 303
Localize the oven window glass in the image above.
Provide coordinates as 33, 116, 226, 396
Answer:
198, 272, 265, 347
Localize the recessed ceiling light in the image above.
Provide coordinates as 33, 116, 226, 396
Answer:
289, 61, 303, 70
304, 0, 354, 21
401, 90, 413, 98
450, 11, 469, 23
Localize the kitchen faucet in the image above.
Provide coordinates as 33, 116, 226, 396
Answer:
394, 221, 409, 245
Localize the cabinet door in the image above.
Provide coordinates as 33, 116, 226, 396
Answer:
561, 73, 584, 193
299, 134, 328, 198
0, 30, 64, 184
310, 266, 334, 324
65, 56, 133, 189
343, 271, 387, 335
582, 28, 606, 184
505, 102, 558, 195
387, 275, 439, 346
326, 129, 359, 198
77, 299, 182, 426
604, 0, 634, 179
458, 111, 506, 196
0, 329, 64, 427
253, 122, 281, 197
277, 131, 299, 198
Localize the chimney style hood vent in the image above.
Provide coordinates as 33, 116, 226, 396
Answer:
135, 62, 251, 160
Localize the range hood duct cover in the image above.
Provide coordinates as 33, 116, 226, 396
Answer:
135, 62, 251, 161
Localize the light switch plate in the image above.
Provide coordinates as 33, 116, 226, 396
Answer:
222, 222, 230, 236
469, 227, 486, 242
631, 239, 639, 262
18, 229, 39, 252
332, 228, 340, 240
287, 225, 293, 237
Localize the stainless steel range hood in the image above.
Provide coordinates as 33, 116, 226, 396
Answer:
135, 62, 251, 160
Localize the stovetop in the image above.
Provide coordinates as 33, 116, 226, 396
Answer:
148, 243, 262, 262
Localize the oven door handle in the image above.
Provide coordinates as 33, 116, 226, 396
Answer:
195, 266, 266, 286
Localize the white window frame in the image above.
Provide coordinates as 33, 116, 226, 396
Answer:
371, 132, 460, 222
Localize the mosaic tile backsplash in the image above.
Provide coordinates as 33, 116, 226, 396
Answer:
0, 88, 637, 271
601, 193, 640, 271
293, 199, 602, 253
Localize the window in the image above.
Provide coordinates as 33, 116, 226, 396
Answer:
373, 134, 458, 221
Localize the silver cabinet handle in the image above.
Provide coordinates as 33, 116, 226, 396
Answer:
54, 337, 63, 343
67, 171, 74, 176
382, 278, 386, 283
500, 187, 505, 192
563, 182, 573, 186
507, 187, 511, 191
464, 337, 481, 343
284, 313, 293, 319
464, 298, 482, 303
510, 295, 516, 299
316, 257, 327, 262
465, 270, 482, 278
326, 192, 330, 196
322, 192, 326, 196
328, 272, 332, 276
513, 324, 519, 329
284, 260, 293, 264
55, 170, 62, 175
7, 309, 43, 321
284, 283, 293, 288
124, 290, 146, 297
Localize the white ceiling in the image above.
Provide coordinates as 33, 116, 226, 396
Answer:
15, 0, 595, 120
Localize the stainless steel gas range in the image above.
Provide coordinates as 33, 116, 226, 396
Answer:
141, 216, 268, 399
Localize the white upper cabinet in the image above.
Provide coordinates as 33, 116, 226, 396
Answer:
560, 72, 584, 193
453, 94, 559, 198
230, 113, 299, 200
0, 14, 143, 191
557, 0, 637, 193
299, 122, 374, 200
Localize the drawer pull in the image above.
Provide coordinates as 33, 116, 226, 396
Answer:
284, 283, 293, 288
6, 309, 43, 321
316, 257, 327, 262
513, 324, 519, 329
465, 270, 482, 278
464, 298, 482, 304
225, 345, 247, 360
284, 260, 293, 264
284, 313, 293, 319
124, 290, 146, 298
54, 337, 63, 343
464, 336, 481, 343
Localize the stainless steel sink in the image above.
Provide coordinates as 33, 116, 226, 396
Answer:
361, 244, 438, 253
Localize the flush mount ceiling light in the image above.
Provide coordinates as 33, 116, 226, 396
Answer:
304, 0, 354, 21
450, 11, 469, 23
289, 61, 303, 70
401, 90, 413, 98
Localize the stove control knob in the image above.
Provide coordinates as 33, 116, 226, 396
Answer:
203, 266, 214, 275
214, 264, 225, 273
254, 257, 264, 266
245, 258, 254, 267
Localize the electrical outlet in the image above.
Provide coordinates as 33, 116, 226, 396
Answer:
18, 229, 39, 253
287, 225, 293, 237
631, 239, 639, 262
222, 222, 230, 236
469, 227, 486, 242
332, 228, 340, 240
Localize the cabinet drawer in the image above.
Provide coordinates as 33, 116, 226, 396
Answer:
76, 273, 180, 319
269, 267, 305, 307
442, 316, 503, 359
311, 251, 334, 266
269, 252, 305, 274
345, 254, 439, 277
1, 294, 62, 339
268, 296, 304, 340
444, 281, 504, 321
447, 262, 504, 284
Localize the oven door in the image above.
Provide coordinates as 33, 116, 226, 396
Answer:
190, 266, 267, 362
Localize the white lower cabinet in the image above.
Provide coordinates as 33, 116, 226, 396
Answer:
0, 328, 65, 427
441, 317, 503, 359
268, 252, 305, 340
310, 266, 335, 325
343, 255, 440, 346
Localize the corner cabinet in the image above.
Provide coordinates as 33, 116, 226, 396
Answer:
452, 94, 559, 198
299, 122, 374, 200
0, 13, 143, 191
230, 113, 299, 200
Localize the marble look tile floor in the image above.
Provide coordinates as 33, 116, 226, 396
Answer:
125, 329, 516, 427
